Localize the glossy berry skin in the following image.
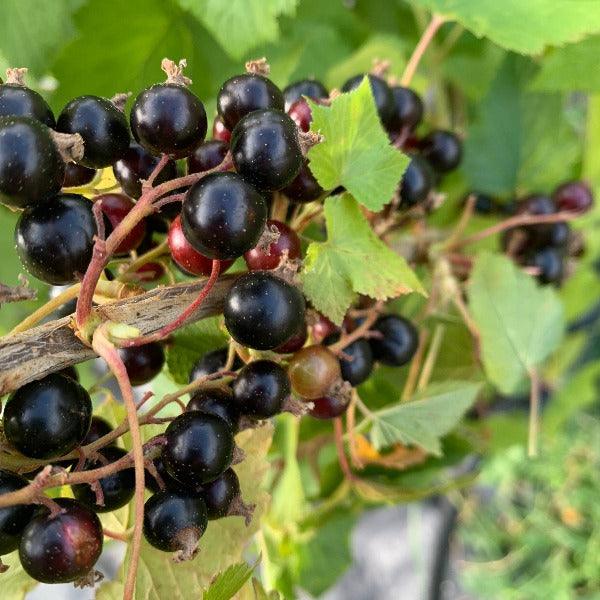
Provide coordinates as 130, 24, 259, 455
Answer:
63, 162, 96, 187
145, 452, 190, 494
0, 469, 35, 555
130, 84, 207, 158
287, 98, 313, 132
528, 248, 564, 285
97, 193, 146, 254
399, 156, 434, 207
201, 468, 241, 520
72, 446, 135, 512
420, 130, 462, 173
218, 74, 284, 131
224, 271, 306, 350
212, 115, 231, 143
282, 161, 324, 203
118, 342, 164, 386
231, 109, 303, 191
143, 490, 207, 553
57, 95, 130, 168
0, 84, 55, 127
288, 345, 341, 400
369, 315, 418, 366
168, 215, 233, 277
389, 86, 423, 133
341, 74, 394, 129
187, 140, 229, 174
244, 219, 301, 270
187, 388, 239, 432
553, 180, 594, 213
82, 416, 114, 446
309, 395, 350, 419
283, 79, 328, 111
112, 141, 177, 199
15, 194, 97, 285
0, 116, 64, 209
189, 347, 243, 383
325, 334, 374, 387
19, 498, 102, 583
311, 313, 338, 343
232, 360, 290, 418
275, 322, 308, 354
163, 412, 234, 486
182, 172, 267, 260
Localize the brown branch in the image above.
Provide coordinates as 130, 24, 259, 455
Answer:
0, 278, 36, 304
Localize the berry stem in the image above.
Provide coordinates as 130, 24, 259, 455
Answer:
333, 417, 356, 481
528, 367, 541, 458
142, 154, 171, 191
329, 301, 384, 353
401, 14, 447, 86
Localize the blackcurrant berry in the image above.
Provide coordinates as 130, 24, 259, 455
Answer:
283, 79, 328, 110
212, 115, 231, 143
287, 98, 314, 132
187, 387, 239, 432
0, 469, 35, 555
420, 130, 462, 173
287, 345, 341, 400
163, 412, 234, 486
341, 74, 395, 129
130, 84, 207, 158
182, 172, 267, 259
325, 334, 374, 387
517, 194, 556, 216
218, 73, 284, 130
72, 446, 135, 512
82, 416, 114, 446
97, 193, 146, 254
275, 322, 308, 354
369, 315, 418, 366
311, 313, 338, 343
201, 468, 241, 519
468, 192, 496, 214
244, 219, 301, 270
145, 452, 190, 494
143, 490, 207, 554
189, 347, 243, 383
553, 180, 594, 213
15, 194, 98, 285
224, 271, 306, 350
4, 373, 92, 459
57, 95, 129, 168
187, 140, 229, 174
548, 222, 570, 248
63, 162, 96, 187
230, 109, 303, 191
281, 160, 324, 203
388, 86, 423, 132
0, 83, 55, 127
19, 498, 102, 583
0, 116, 64, 209
527, 248, 564, 285
399, 156, 434, 207
168, 215, 233, 276
118, 342, 164, 386
113, 141, 177, 199
232, 360, 290, 418
309, 395, 350, 419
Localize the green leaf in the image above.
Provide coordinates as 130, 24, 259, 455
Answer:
369, 381, 481, 455
252, 578, 281, 600
202, 561, 257, 600
408, 0, 600, 55
0, 551, 38, 600
301, 194, 425, 324
307, 78, 409, 211
177, 0, 297, 60
468, 253, 565, 394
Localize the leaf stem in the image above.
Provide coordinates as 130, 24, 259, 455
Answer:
334, 417, 356, 481
528, 367, 541, 458
416, 323, 445, 391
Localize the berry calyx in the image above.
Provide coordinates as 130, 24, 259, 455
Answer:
118, 342, 165, 386
553, 180, 594, 213
287, 345, 341, 400
283, 78, 328, 111
341, 74, 394, 129
244, 219, 301, 271
369, 315, 418, 366
187, 140, 229, 174
96, 193, 146, 254
0, 469, 35, 555
187, 387, 239, 432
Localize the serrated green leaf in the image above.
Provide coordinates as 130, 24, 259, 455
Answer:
302, 194, 424, 324
408, 0, 600, 55
307, 78, 409, 211
177, 0, 297, 60
369, 381, 481, 455
468, 253, 565, 394
202, 561, 257, 600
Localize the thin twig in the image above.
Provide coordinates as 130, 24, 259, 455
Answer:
401, 328, 430, 401
416, 324, 445, 391
333, 417, 356, 481
329, 302, 384, 353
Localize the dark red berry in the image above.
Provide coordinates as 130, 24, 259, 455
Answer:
369, 315, 418, 366
0, 469, 35, 555
388, 86, 423, 133
287, 98, 313, 132
553, 180, 594, 213
0, 83, 55, 127
274, 322, 307, 354
201, 468, 242, 519
63, 162, 96, 187
187, 140, 229, 174
288, 345, 341, 400
187, 388, 239, 432
309, 395, 350, 419
136, 261, 165, 282
341, 74, 394, 129
244, 219, 301, 270
96, 193, 146, 254
283, 79, 328, 111
311, 313, 338, 343
118, 342, 165, 386
212, 115, 231, 143
281, 160, 324, 203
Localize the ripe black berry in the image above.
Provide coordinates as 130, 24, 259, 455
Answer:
0, 116, 64, 209
19, 498, 102, 583
82, 416, 114, 446
187, 140, 229, 174
244, 219, 301, 270
3, 373, 92, 459
189, 348, 243, 383
145, 452, 189, 494
201, 468, 242, 519
369, 315, 418, 366
517, 194, 556, 216
389, 86, 423, 132
399, 156, 434, 207
97, 192, 146, 254
283, 79, 328, 111
63, 162, 96, 187
553, 180, 594, 213
231, 109, 303, 191
218, 73, 284, 130
310, 395, 350, 419
15, 194, 98, 285
118, 342, 165, 386
130, 84, 207, 158
288, 345, 341, 400
0, 83, 55, 127
341, 74, 394, 129
187, 387, 239, 432
325, 335, 374, 387
282, 160, 324, 203
182, 172, 267, 259
527, 248, 564, 285
224, 271, 306, 350
163, 412, 234, 486
548, 222, 570, 248
72, 446, 135, 512
420, 130, 462, 173
232, 360, 290, 418
113, 141, 177, 199
143, 490, 207, 555
57, 95, 130, 167
0, 469, 35, 555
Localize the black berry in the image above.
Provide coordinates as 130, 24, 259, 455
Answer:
187, 140, 229, 174
527, 248, 564, 285
399, 156, 434, 207
0, 83, 55, 127
420, 130, 462, 173
63, 162, 96, 187
187, 387, 239, 432
283, 79, 328, 111
341, 74, 394, 129
189, 348, 243, 383
82, 416, 114, 446
201, 468, 242, 520
0, 469, 35, 555
118, 342, 165, 386
389, 86, 423, 132
325, 334, 374, 387
281, 160, 324, 203
369, 315, 419, 366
